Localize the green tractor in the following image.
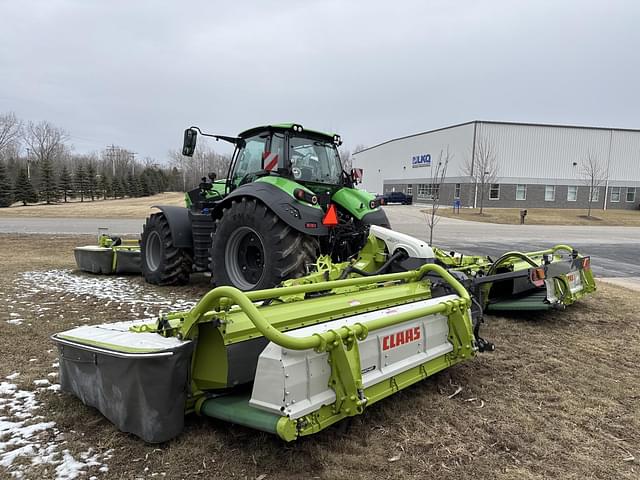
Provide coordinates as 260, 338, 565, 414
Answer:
141, 123, 388, 290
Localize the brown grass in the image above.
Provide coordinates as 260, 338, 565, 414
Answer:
435, 207, 640, 226
0, 192, 184, 219
0, 234, 638, 479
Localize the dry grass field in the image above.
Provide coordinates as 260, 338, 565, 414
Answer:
435, 207, 640, 226
0, 192, 185, 219
0, 234, 638, 479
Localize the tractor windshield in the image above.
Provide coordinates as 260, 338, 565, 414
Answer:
289, 136, 342, 185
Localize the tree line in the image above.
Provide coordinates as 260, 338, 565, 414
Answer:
0, 112, 235, 208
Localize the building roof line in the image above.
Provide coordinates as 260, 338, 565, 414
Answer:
353, 121, 476, 154
353, 120, 640, 155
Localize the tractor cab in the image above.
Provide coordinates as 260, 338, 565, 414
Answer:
183, 124, 354, 204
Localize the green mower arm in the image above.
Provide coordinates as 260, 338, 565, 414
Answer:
174, 264, 470, 351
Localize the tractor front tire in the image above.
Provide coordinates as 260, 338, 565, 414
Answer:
210, 198, 319, 291
140, 212, 193, 285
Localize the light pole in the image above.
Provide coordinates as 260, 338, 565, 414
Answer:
25, 147, 31, 179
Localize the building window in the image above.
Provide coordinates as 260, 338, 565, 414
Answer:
489, 184, 500, 200
610, 187, 621, 203
589, 187, 600, 202
626, 187, 635, 202
454, 183, 461, 199
406, 184, 412, 195
544, 185, 556, 201
567, 185, 577, 202
516, 184, 526, 200
416, 184, 439, 199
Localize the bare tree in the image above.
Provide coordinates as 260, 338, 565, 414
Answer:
579, 152, 606, 217
339, 147, 352, 171
23, 121, 68, 164
463, 135, 498, 214
425, 146, 451, 245
0, 112, 22, 158
168, 145, 231, 191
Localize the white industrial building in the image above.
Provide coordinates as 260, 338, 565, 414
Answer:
353, 121, 640, 210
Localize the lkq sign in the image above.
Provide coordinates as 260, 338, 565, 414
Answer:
411, 153, 431, 168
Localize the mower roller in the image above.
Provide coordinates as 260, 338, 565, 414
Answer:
54, 227, 595, 442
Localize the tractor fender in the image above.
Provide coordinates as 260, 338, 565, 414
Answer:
212, 183, 330, 236
331, 187, 391, 228
151, 205, 193, 248
360, 208, 391, 229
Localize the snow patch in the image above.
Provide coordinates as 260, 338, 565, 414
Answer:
18, 269, 195, 310
0, 381, 110, 478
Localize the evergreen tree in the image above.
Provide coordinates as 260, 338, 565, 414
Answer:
139, 172, 152, 197
126, 171, 140, 197
74, 164, 88, 202
14, 168, 38, 206
58, 164, 74, 202
86, 163, 98, 201
39, 156, 59, 204
98, 175, 112, 200
0, 161, 14, 207
112, 177, 124, 198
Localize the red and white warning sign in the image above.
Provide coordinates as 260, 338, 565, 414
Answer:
263, 151, 279, 171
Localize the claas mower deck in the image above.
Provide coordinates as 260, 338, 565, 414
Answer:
74, 230, 141, 275
53, 227, 595, 443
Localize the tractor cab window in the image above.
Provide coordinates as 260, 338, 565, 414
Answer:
232, 134, 268, 187
289, 136, 342, 185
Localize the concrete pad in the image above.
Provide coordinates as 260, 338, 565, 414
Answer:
597, 277, 640, 292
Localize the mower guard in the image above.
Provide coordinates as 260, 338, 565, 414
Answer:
74, 235, 141, 275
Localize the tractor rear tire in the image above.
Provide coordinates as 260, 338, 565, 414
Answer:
210, 197, 319, 291
140, 212, 193, 285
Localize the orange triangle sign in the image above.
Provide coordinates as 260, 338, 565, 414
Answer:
322, 203, 339, 226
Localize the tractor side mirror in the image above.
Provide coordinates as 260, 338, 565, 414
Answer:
182, 128, 198, 157
350, 168, 363, 184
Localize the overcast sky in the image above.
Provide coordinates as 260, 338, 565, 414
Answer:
1, 0, 639, 161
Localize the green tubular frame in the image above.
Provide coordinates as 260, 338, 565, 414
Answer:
169, 263, 470, 346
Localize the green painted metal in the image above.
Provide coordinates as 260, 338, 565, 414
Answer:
191, 323, 229, 390
331, 187, 380, 220
327, 328, 367, 417
486, 291, 551, 312
161, 264, 469, 349
198, 393, 281, 434
54, 334, 162, 354
254, 176, 322, 210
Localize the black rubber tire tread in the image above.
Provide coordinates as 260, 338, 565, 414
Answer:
210, 197, 319, 291
140, 212, 193, 285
